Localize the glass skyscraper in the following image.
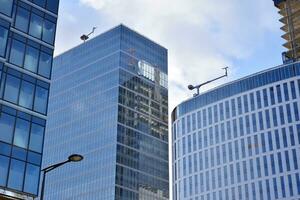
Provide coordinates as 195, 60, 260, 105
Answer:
0, 0, 59, 199
43, 25, 169, 200
172, 62, 300, 199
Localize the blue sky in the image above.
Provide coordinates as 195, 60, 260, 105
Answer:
55, 0, 284, 110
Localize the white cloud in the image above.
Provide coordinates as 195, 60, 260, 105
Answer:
78, 0, 279, 112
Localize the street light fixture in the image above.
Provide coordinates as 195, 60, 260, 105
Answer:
40, 154, 84, 200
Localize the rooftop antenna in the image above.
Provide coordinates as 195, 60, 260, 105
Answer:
188, 67, 229, 97
80, 27, 97, 42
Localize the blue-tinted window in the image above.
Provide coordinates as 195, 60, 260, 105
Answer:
24, 46, 39, 73
273, 178, 279, 198
282, 128, 288, 148
0, 25, 8, 57
15, 7, 30, 33
46, 0, 59, 13
292, 149, 298, 170
13, 118, 30, 148
0, 142, 11, 156
291, 81, 297, 99
231, 99, 236, 117
270, 154, 275, 174
252, 113, 257, 133
279, 106, 285, 125
272, 108, 278, 127
294, 102, 299, 121
0, 0, 13, 16
29, 14, 43, 39
42, 20, 55, 44
275, 130, 280, 149
289, 126, 295, 146
263, 89, 268, 107
270, 87, 275, 105
243, 95, 249, 113
4, 75, 20, 103
0, 155, 9, 186
261, 133, 266, 153
219, 103, 224, 121
27, 151, 41, 165
256, 91, 262, 109
277, 152, 283, 173
7, 159, 25, 190
258, 111, 264, 130
239, 117, 244, 136
9, 39, 25, 66
202, 109, 207, 127
225, 101, 230, 118
250, 93, 255, 111
263, 156, 268, 176
11, 146, 26, 161
34, 86, 48, 114
283, 83, 289, 101
297, 173, 300, 195
285, 150, 291, 171
208, 107, 212, 125
286, 104, 292, 123
268, 131, 273, 151
24, 164, 40, 194
0, 113, 15, 143
19, 80, 35, 109
33, 0, 46, 7
237, 97, 242, 115
29, 123, 44, 153
276, 85, 282, 103
186, 115, 191, 133
281, 176, 286, 198
288, 175, 294, 196
213, 105, 218, 123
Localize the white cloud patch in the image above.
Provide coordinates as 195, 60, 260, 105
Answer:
78, 0, 279, 112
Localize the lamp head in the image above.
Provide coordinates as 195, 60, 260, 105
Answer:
188, 85, 194, 90
68, 154, 84, 162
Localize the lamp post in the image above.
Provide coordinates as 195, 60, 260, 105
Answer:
40, 154, 83, 200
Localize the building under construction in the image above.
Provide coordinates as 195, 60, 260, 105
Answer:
274, 0, 300, 62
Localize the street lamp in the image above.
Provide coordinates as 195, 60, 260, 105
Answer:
40, 154, 84, 200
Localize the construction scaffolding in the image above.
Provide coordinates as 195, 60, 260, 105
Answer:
274, 0, 300, 61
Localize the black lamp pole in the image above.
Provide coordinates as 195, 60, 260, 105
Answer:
40, 154, 83, 200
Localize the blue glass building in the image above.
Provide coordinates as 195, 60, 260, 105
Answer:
43, 25, 169, 200
172, 62, 300, 199
0, 0, 59, 199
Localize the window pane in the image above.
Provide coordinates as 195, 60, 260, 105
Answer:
7, 159, 25, 190
34, 86, 48, 114
0, 26, 8, 57
0, 0, 13, 16
13, 118, 30, 148
38, 52, 52, 78
19, 80, 35, 109
0, 113, 15, 143
9, 39, 25, 66
46, 0, 59, 13
15, 7, 30, 33
29, 123, 44, 153
42, 20, 55, 44
24, 46, 39, 73
4, 75, 21, 103
24, 164, 40, 195
33, 0, 46, 7
0, 155, 9, 186
29, 14, 43, 39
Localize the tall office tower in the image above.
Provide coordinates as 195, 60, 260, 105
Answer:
172, 63, 300, 200
0, 0, 59, 199
273, 0, 300, 63
43, 25, 169, 200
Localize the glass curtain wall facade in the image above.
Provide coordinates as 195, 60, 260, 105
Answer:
43, 25, 169, 200
0, 0, 59, 199
172, 62, 300, 200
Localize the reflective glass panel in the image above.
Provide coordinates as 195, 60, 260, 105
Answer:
0, 113, 15, 143
0, 0, 13, 16
23, 164, 40, 195
15, 7, 30, 33
9, 39, 25, 66
13, 118, 30, 148
29, 14, 43, 39
38, 52, 52, 78
7, 159, 25, 190
24, 46, 39, 73
42, 20, 55, 44
0, 155, 9, 186
4, 75, 20, 103
29, 123, 44, 153
0, 26, 8, 57
34, 86, 48, 114
19, 80, 35, 109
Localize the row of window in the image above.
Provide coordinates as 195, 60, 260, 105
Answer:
174, 103, 299, 155
177, 147, 298, 183
0, 0, 59, 17
0, 64, 50, 114
174, 125, 300, 178
0, 105, 45, 153
0, 155, 40, 195
176, 173, 300, 200
173, 80, 300, 139
8, 32, 53, 78
175, 63, 300, 119
14, 1, 57, 45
